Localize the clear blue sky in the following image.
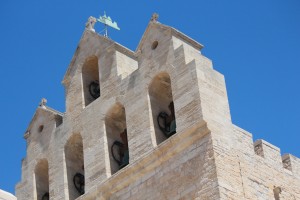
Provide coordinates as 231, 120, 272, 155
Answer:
0, 0, 299, 194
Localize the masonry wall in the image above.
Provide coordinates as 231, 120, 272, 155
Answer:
233, 126, 300, 200
16, 20, 300, 200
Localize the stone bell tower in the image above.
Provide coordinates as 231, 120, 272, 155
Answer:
16, 14, 300, 200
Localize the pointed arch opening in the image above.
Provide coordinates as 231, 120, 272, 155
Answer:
82, 56, 100, 106
149, 72, 176, 145
64, 133, 85, 200
105, 103, 129, 175
34, 159, 49, 200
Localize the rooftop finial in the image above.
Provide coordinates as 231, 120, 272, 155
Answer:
151, 13, 159, 22
85, 16, 97, 32
39, 98, 47, 107
97, 11, 120, 37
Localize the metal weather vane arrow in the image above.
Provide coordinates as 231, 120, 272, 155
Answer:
97, 12, 120, 37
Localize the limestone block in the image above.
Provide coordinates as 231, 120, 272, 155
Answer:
254, 139, 282, 166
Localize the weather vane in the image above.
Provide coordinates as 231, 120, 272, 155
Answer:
97, 12, 120, 37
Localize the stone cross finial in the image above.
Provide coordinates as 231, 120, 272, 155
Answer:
39, 98, 47, 107
85, 16, 97, 32
151, 13, 159, 22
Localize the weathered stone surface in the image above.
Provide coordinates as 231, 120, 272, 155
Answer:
16, 17, 300, 200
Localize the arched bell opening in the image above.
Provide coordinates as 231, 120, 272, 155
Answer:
34, 159, 49, 200
82, 56, 100, 107
149, 72, 176, 145
64, 134, 85, 200
105, 103, 129, 175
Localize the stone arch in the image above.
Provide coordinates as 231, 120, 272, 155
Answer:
105, 102, 129, 175
64, 133, 85, 200
34, 159, 49, 200
148, 72, 176, 145
82, 55, 100, 106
